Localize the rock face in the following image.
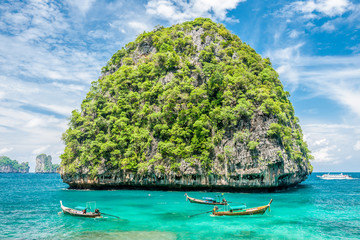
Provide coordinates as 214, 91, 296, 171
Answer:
60, 18, 312, 191
35, 154, 59, 173
0, 156, 29, 173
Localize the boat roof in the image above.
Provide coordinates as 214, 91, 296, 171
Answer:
230, 205, 246, 209
202, 197, 215, 201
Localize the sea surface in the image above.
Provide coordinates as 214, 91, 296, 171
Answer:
0, 173, 359, 239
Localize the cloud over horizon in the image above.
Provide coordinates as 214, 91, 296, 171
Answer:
146, 0, 245, 23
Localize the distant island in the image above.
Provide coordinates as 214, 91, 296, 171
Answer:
0, 156, 30, 173
35, 154, 59, 173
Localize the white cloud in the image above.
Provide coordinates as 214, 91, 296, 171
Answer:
305, 22, 316, 28
52, 82, 85, 92
0, 0, 151, 171
354, 141, 360, 151
267, 43, 304, 88
0, 0, 150, 171
32, 145, 51, 155
277, 0, 355, 34
328, 82, 360, 117
349, 43, 360, 53
0, 77, 40, 96
66, 0, 96, 15
146, 0, 245, 23
0, 1, 69, 41
0, 147, 14, 155
321, 21, 335, 31
26, 118, 46, 128
266, 45, 360, 118
312, 145, 338, 163
0, 105, 67, 134
37, 103, 75, 117
88, 29, 112, 39
302, 123, 360, 169
0, 1, 102, 123
289, 30, 302, 38
284, 0, 352, 18
0, 103, 67, 169
314, 138, 328, 146
0, 11, 102, 83
128, 21, 152, 33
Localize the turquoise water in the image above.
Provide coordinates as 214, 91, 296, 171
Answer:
0, 173, 359, 239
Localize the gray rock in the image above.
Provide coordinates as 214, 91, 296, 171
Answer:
35, 154, 58, 173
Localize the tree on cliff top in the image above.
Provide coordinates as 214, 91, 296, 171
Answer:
60, 18, 312, 178
0, 156, 30, 172
35, 154, 59, 172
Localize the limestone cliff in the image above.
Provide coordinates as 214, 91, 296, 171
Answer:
35, 154, 58, 173
60, 18, 312, 191
0, 156, 29, 173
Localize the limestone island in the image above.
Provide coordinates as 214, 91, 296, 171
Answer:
60, 18, 313, 191
0, 156, 30, 173
35, 154, 59, 173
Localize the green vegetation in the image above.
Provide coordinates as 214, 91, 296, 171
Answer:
267, 122, 312, 163
247, 140, 259, 151
0, 156, 29, 172
61, 18, 312, 177
52, 164, 60, 172
36, 154, 58, 172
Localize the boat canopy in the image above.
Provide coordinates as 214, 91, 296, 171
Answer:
202, 197, 215, 201
230, 205, 246, 210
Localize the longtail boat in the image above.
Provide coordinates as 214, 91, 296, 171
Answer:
185, 193, 228, 205
60, 201, 101, 218
212, 199, 272, 216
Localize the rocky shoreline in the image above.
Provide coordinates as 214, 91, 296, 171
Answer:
0, 167, 29, 173
61, 165, 309, 192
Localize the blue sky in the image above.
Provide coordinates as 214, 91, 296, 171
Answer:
0, 0, 359, 172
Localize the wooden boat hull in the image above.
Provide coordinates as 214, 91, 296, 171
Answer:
213, 199, 272, 216
60, 201, 101, 218
186, 195, 228, 205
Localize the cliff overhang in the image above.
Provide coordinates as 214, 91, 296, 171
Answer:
61, 171, 309, 192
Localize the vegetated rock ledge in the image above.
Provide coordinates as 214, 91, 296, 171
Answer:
61, 112, 310, 192
61, 108, 311, 191
62, 111, 310, 191
35, 154, 59, 173
60, 18, 312, 191
0, 156, 30, 173
0, 165, 29, 173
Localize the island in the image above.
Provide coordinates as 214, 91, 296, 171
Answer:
60, 18, 313, 191
35, 154, 59, 173
0, 156, 30, 173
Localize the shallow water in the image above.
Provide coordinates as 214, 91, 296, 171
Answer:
0, 173, 359, 239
